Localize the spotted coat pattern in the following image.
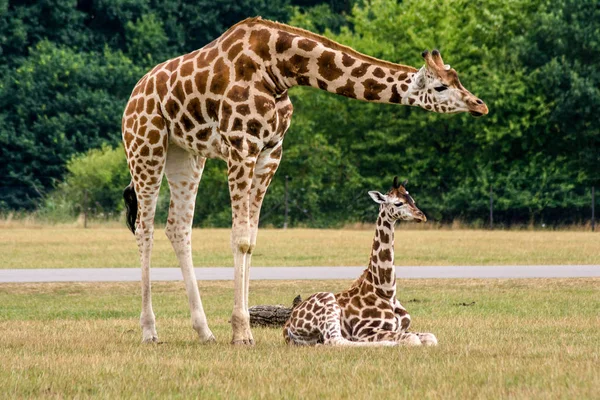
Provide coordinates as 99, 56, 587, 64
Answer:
121, 17, 486, 345
283, 183, 437, 347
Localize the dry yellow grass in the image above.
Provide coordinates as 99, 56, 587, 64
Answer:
0, 279, 598, 398
0, 227, 599, 269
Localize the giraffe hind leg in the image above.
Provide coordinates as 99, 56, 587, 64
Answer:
164, 145, 214, 343
123, 110, 168, 343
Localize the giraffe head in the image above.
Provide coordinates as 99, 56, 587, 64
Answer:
368, 177, 426, 222
410, 49, 488, 117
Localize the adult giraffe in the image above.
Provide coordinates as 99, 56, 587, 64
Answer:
121, 16, 488, 345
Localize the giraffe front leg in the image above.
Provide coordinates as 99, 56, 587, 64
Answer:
244, 142, 284, 308
228, 152, 257, 346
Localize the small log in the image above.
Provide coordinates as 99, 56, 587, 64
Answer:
249, 295, 302, 328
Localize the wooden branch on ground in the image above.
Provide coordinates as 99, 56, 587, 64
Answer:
249, 295, 302, 328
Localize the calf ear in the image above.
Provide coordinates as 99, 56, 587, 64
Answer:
368, 191, 388, 204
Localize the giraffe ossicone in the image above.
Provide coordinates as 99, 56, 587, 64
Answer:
121, 16, 486, 345
283, 177, 438, 347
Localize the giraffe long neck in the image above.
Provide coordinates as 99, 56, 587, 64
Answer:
367, 208, 396, 297
246, 19, 421, 105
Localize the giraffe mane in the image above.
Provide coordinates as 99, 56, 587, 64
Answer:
236, 16, 418, 74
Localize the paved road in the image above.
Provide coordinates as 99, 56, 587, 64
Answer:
0, 265, 598, 283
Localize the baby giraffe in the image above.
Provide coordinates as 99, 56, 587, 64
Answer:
283, 177, 437, 347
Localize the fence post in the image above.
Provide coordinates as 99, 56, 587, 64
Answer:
592, 186, 595, 232
283, 175, 289, 229
489, 185, 493, 230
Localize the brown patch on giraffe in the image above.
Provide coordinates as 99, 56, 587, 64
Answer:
155, 71, 169, 101
382, 221, 391, 229
297, 38, 317, 52
235, 54, 258, 81
180, 62, 194, 77
231, 118, 243, 132
276, 31, 295, 53
247, 140, 260, 156
379, 230, 390, 243
138, 125, 147, 137
317, 51, 344, 81
210, 58, 230, 95
341, 53, 356, 67
227, 85, 250, 102
169, 70, 179, 86
335, 79, 356, 98
178, 81, 190, 96
221, 28, 246, 52
165, 99, 180, 119
397, 72, 408, 80
125, 100, 136, 116
408, 97, 416, 105
173, 125, 184, 138
362, 308, 381, 319
363, 294, 377, 307
351, 63, 369, 78
255, 96, 274, 117
249, 29, 272, 61
227, 42, 244, 62
270, 146, 282, 159
373, 67, 385, 78
151, 116, 165, 130
205, 98, 220, 121
229, 136, 243, 151
317, 79, 328, 90
196, 128, 211, 141
124, 131, 134, 147
219, 101, 233, 132
186, 98, 206, 125
145, 98, 155, 114
166, 58, 180, 72
379, 248, 392, 262
296, 76, 310, 86
390, 85, 402, 103
139, 145, 150, 157
400, 83, 408, 92
372, 240, 380, 251
135, 97, 145, 114
145, 77, 155, 95
247, 119, 262, 137
387, 77, 394, 83
193, 70, 209, 94
363, 79, 387, 101
181, 114, 195, 132
236, 104, 251, 116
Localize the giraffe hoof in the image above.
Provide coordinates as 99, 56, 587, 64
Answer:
142, 335, 159, 344
200, 334, 217, 344
231, 338, 255, 346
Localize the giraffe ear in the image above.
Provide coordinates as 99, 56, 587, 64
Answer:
368, 191, 388, 204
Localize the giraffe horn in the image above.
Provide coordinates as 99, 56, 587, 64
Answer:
431, 49, 446, 70
393, 176, 400, 188
402, 179, 408, 187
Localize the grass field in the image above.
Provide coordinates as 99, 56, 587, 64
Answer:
1, 228, 599, 269
0, 279, 598, 398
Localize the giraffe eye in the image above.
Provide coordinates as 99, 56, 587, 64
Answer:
394, 202, 404, 207
434, 85, 448, 92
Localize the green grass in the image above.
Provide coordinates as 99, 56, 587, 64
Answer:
1, 228, 599, 268
1, 279, 598, 398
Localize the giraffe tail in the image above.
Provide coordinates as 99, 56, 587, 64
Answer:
123, 182, 137, 234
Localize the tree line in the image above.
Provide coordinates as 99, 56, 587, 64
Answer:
1, 0, 598, 227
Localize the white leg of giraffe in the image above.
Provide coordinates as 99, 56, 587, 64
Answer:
228, 153, 257, 345
245, 142, 284, 310
136, 190, 161, 344
164, 145, 215, 343
125, 120, 168, 344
